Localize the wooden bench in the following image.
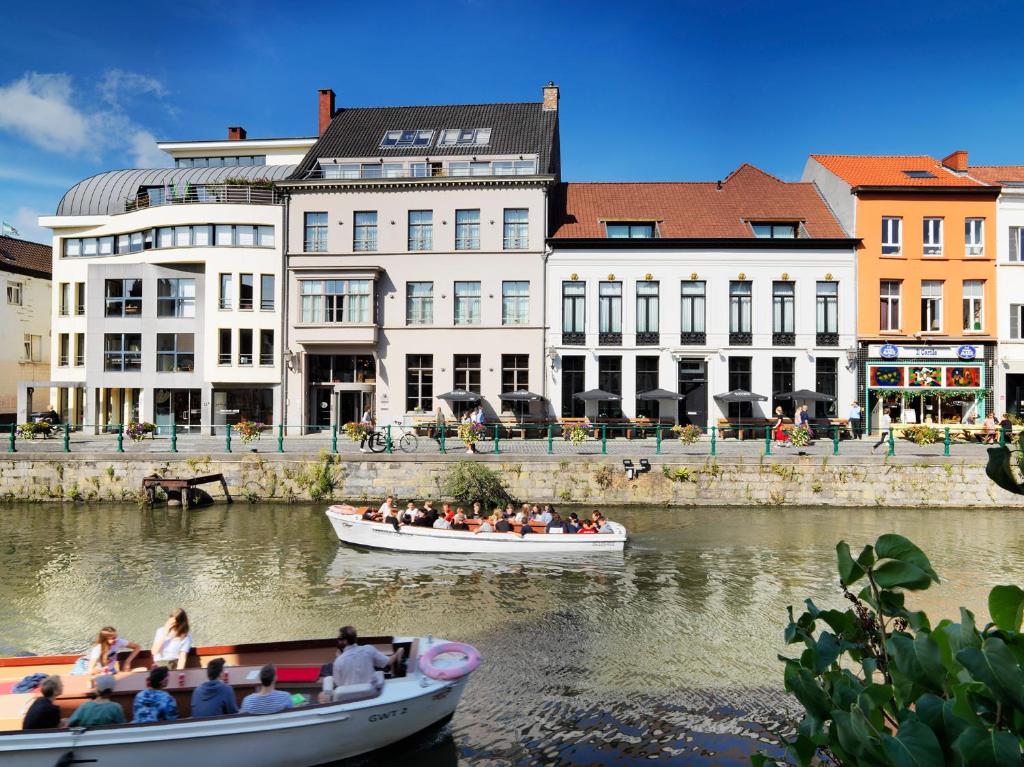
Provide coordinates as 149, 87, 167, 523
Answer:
717, 419, 774, 440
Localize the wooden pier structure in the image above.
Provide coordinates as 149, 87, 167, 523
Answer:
141, 473, 232, 508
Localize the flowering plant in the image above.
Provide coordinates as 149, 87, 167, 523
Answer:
125, 421, 156, 442
235, 420, 265, 443
671, 424, 703, 444
343, 421, 370, 442
903, 424, 942, 445
457, 422, 486, 446
563, 422, 590, 447
788, 425, 811, 448
16, 421, 51, 439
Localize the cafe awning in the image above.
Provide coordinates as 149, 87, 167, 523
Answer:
713, 389, 768, 403
574, 389, 622, 402
437, 390, 481, 403
498, 390, 543, 402
773, 388, 835, 402
636, 388, 685, 400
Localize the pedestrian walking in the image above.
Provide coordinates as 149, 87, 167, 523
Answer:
358, 407, 373, 453
848, 401, 862, 439
872, 408, 892, 451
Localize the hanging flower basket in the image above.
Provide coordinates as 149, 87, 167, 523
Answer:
125, 421, 156, 442
235, 420, 265, 444
563, 422, 590, 447
343, 422, 370, 442
457, 422, 485, 447
788, 426, 811, 448
671, 424, 703, 444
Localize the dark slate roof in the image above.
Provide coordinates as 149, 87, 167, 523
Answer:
56, 165, 296, 216
0, 235, 52, 278
291, 102, 559, 179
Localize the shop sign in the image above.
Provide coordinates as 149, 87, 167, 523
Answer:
879, 343, 899, 359
868, 364, 982, 389
957, 345, 977, 360
868, 344, 984, 360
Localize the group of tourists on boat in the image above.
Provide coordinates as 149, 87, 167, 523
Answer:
362, 497, 616, 535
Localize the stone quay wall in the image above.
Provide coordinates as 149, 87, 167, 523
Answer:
0, 452, 1021, 509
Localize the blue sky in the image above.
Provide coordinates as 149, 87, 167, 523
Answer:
3, 0, 1024, 243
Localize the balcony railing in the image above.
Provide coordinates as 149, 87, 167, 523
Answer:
259, 353, 274, 366
562, 331, 585, 346
729, 332, 752, 346
680, 331, 706, 345
772, 332, 796, 346
636, 332, 660, 345
124, 184, 281, 213
817, 332, 840, 346
218, 353, 232, 365
598, 332, 622, 346
303, 159, 539, 181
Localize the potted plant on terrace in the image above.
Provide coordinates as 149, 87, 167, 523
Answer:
125, 421, 156, 442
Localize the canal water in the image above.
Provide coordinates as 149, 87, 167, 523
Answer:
1, 502, 1020, 766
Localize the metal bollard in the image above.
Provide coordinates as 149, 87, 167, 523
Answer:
1000, 427, 1006, 447
655, 426, 662, 455
63, 422, 70, 453
888, 427, 895, 456
8, 424, 15, 453
944, 427, 950, 456
331, 424, 338, 455
439, 425, 446, 454
832, 425, 839, 456
170, 423, 178, 453
493, 424, 500, 455
277, 423, 284, 453
547, 424, 553, 455
116, 424, 124, 453
225, 424, 232, 453
710, 426, 716, 456
764, 425, 772, 455
601, 425, 607, 455
385, 425, 393, 454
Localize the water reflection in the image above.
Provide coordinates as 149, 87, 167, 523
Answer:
1, 503, 1021, 765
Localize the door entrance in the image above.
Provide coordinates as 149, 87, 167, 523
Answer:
677, 360, 708, 427
155, 389, 202, 434
338, 390, 370, 426
310, 386, 334, 432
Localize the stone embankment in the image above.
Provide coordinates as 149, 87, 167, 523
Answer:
0, 452, 1021, 508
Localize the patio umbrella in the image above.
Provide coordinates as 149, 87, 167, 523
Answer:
636, 388, 685, 400
713, 389, 768, 403
498, 390, 543, 402
437, 390, 481, 403
773, 388, 835, 402
574, 389, 622, 401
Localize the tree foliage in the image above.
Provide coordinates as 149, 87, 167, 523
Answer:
437, 461, 516, 511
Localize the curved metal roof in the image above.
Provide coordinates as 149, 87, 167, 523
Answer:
56, 164, 297, 216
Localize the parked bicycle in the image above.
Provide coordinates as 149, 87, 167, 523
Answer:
365, 421, 420, 453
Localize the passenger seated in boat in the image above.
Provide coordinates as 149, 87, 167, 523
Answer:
420, 501, 437, 526
132, 666, 178, 723
504, 502, 516, 519
519, 520, 533, 537
565, 513, 580, 533
82, 626, 140, 675
433, 514, 452, 530
494, 516, 513, 532
151, 607, 192, 670
471, 501, 483, 519
512, 507, 527, 524
451, 511, 470, 531
22, 675, 63, 730
578, 519, 598, 534
545, 512, 566, 533
333, 627, 404, 688
540, 504, 554, 524
382, 503, 401, 532
476, 515, 496, 534
68, 675, 125, 726
361, 508, 376, 521
190, 658, 238, 718
240, 664, 294, 715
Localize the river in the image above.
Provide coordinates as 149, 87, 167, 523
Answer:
1, 502, 1020, 766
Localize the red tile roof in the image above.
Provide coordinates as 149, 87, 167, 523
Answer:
968, 165, 1024, 184
549, 164, 849, 239
0, 235, 51, 278
810, 154, 989, 188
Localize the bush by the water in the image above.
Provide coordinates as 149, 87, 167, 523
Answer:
438, 461, 516, 510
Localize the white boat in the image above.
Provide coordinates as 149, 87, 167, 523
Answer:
0, 634, 478, 767
326, 505, 628, 553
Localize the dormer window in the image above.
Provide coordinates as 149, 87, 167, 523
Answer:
902, 170, 937, 179
751, 222, 797, 239
604, 222, 656, 239
438, 128, 492, 146
380, 130, 434, 148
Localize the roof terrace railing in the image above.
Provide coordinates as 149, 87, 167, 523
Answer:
302, 159, 539, 181
124, 184, 282, 212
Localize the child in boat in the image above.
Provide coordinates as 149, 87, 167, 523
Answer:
578, 520, 598, 534
132, 666, 178, 723
80, 626, 140, 675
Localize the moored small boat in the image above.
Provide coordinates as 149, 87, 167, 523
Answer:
326, 504, 628, 554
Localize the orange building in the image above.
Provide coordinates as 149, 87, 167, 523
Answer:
803, 152, 999, 429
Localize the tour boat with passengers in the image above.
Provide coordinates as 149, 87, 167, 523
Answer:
0, 633, 480, 767
326, 504, 628, 553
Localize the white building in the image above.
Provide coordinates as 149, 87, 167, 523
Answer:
545, 166, 859, 428
38, 129, 314, 432
0, 235, 51, 421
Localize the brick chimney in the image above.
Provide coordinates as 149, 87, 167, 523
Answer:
227, 126, 246, 141
942, 150, 968, 172
542, 81, 559, 112
319, 89, 336, 136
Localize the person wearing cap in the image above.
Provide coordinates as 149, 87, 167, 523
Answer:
68, 675, 125, 726
132, 666, 178, 723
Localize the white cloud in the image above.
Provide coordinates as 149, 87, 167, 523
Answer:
97, 69, 167, 106
0, 163, 73, 189
8, 207, 51, 245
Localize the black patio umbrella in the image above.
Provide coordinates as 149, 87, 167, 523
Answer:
498, 390, 543, 402
574, 389, 622, 401
437, 390, 481, 403
773, 388, 835, 402
713, 389, 769, 403
636, 388, 686, 400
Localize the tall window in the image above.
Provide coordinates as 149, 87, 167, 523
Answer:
238, 328, 253, 366
503, 208, 528, 250
354, 212, 378, 251
501, 354, 529, 394
239, 273, 254, 310
880, 280, 901, 331
561, 356, 586, 417
260, 274, 275, 311
304, 212, 327, 252
302, 280, 371, 323
156, 333, 195, 372
23, 335, 41, 364
453, 354, 481, 394
597, 356, 622, 417
921, 280, 943, 332
406, 282, 434, 325
59, 283, 70, 315
58, 334, 69, 366
75, 283, 85, 315
157, 278, 196, 318
598, 281, 622, 334
454, 281, 481, 325
6, 280, 22, 305
408, 210, 432, 251
218, 329, 232, 365
816, 281, 839, 333
104, 279, 142, 317
103, 333, 142, 371
636, 281, 659, 334
815, 358, 838, 418
259, 329, 274, 366
406, 354, 433, 412
562, 281, 585, 334
882, 217, 902, 255
729, 281, 752, 333
1012, 304, 1024, 340
727, 357, 752, 418
923, 218, 943, 257
502, 281, 529, 325
74, 333, 85, 366
635, 357, 659, 418
772, 281, 795, 333
455, 209, 480, 250
963, 280, 984, 332
681, 281, 706, 335
772, 357, 795, 416
219, 273, 233, 310
965, 218, 984, 257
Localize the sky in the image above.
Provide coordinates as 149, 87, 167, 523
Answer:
3, 0, 1024, 243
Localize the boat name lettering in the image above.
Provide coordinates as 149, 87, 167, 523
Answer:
369, 707, 408, 722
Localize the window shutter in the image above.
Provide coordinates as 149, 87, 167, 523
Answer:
1011, 227, 1020, 262
1013, 306, 1021, 340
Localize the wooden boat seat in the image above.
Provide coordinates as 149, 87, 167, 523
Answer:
331, 682, 380, 704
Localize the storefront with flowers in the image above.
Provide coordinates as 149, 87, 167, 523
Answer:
865, 343, 991, 429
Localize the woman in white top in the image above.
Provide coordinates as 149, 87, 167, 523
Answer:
150, 608, 193, 670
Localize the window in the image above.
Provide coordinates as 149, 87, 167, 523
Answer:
815, 358, 838, 418
239, 274, 254, 310
502, 281, 529, 326
74, 333, 84, 366
681, 281, 706, 335
492, 159, 537, 176
380, 129, 433, 148
257, 226, 274, 247
923, 218, 943, 257
635, 357, 659, 417
259, 329, 274, 366
238, 328, 253, 366
260, 274, 275, 311
963, 280, 984, 332
599, 281, 622, 334
408, 211, 432, 251
75, 283, 85, 315
880, 280, 901, 331
58, 334, 69, 366
354, 212, 377, 251
406, 282, 434, 325
218, 329, 232, 365
605, 222, 655, 238
636, 281, 659, 334
406, 354, 433, 412
192, 226, 211, 246
304, 212, 327, 252
7, 280, 23, 305
561, 356, 586, 417
772, 281, 795, 334
157, 278, 196, 318
502, 354, 529, 395
438, 128, 492, 146
156, 333, 195, 372
921, 280, 943, 332
729, 281, 752, 333
503, 209, 528, 250
882, 217, 902, 255
1012, 304, 1024, 340
104, 279, 142, 317
300, 280, 371, 323
903, 170, 937, 179
598, 356, 623, 417
965, 219, 984, 257
1014, 228, 1024, 262
59, 283, 70, 315
103, 333, 142, 371
219, 274, 233, 310
216, 225, 234, 246
23, 334, 41, 364
751, 222, 797, 239
562, 281, 585, 334
727, 357, 752, 418
64, 238, 82, 257
455, 210, 480, 250
235, 225, 255, 247
453, 354, 481, 394
816, 281, 839, 334
454, 281, 480, 325
771, 357, 795, 416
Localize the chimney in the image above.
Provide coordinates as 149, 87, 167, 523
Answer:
319, 89, 336, 136
542, 81, 559, 112
227, 126, 246, 141
942, 150, 968, 173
